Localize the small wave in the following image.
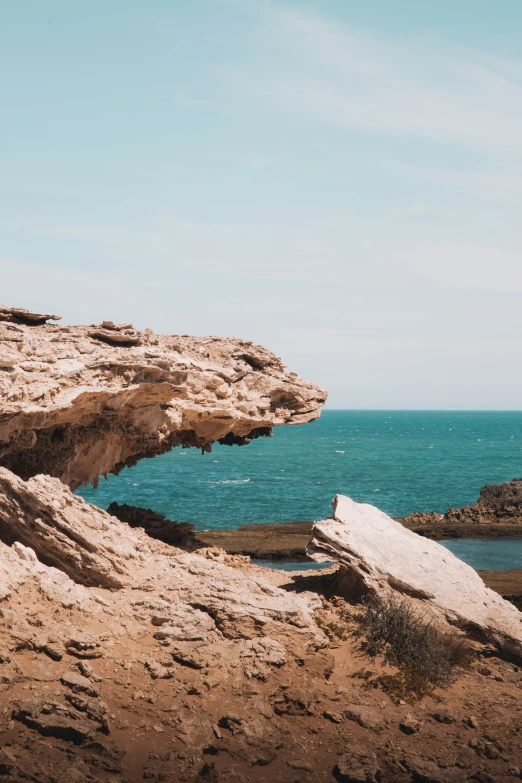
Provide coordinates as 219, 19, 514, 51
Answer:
335, 450, 345, 454
215, 479, 251, 485
373, 488, 380, 492
132, 483, 140, 486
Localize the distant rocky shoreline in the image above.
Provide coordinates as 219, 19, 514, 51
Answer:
195, 477, 522, 557
108, 481, 522, 603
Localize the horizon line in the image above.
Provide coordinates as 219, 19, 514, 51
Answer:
321, 408, 522, 413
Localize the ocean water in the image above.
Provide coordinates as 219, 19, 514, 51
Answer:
78, 411, 522, 531
76, 412, 522, 573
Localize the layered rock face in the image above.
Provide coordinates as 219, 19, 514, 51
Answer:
0, 306, 326, 489
309, 495, 522, 660
0, 308, 337, 781
0, 468, 336, 782
0, 467, 320, 631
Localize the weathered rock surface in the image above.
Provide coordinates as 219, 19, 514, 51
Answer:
0, 306, 326, 489
401, 478, 522, 538
0, 305, 61, 325
2, 491, 522, 782
309, 495, 522, 660
0, 467, 320, 629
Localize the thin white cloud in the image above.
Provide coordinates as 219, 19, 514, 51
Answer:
220, 3, 522, 151
386, 163, 522, 203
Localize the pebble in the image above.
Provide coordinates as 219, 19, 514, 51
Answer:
399, 715, 422, 735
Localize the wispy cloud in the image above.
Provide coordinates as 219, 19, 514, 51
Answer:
217, 3, 522, 153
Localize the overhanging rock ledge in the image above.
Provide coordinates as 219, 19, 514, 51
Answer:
0, 306, 326, 489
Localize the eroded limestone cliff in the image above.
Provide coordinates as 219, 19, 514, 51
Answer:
0, 305, 326, 489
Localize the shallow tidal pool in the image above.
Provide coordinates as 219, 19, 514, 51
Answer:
254, 538, 522, 573
440, 537, 522, 571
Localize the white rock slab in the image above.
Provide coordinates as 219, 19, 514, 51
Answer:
308, 494, 522, 659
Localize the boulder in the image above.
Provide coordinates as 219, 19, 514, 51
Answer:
308, 495, 522, 660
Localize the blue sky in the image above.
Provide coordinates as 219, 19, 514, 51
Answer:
2, 1, 522, 408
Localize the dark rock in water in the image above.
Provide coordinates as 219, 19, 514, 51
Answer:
195, 480, 522, 564
107, 502, 195, 546
399, 478, 522, 538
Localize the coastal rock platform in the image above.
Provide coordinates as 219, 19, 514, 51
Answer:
400, 478, 522, 537
195, 478, 522, 562
2, 307, 522, 781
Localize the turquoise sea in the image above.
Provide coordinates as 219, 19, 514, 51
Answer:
77, 411, 522, 571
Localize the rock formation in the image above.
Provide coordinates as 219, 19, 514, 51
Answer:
188, 477, 522, 559
0, 469, 338, 782
3, 307, 522, 781
401, 478, 522, 538
309, 495, 522, 661
0, 306, 326, 489
107, 502, 195, 547
3, 483, 522, 782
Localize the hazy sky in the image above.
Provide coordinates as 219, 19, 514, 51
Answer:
2, 1, 522, 409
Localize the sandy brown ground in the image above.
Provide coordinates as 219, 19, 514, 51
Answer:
3, 561, 522, 783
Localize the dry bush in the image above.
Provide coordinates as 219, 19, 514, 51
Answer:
358, 593, 474, 693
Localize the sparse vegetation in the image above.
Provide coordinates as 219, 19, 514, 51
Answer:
316, 616, 349, 640
358, 593, 474, 695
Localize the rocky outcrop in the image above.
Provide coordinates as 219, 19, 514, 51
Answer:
0, 467, 320, 631
106, 502, 195, 546
0, 306, 326, 489
0, 305, 62, 326
309, 495, 522, 661
4, 306, 522, 780
3, 500, 522, 781
401, 478, 522, 537
0, 472, 335, 782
